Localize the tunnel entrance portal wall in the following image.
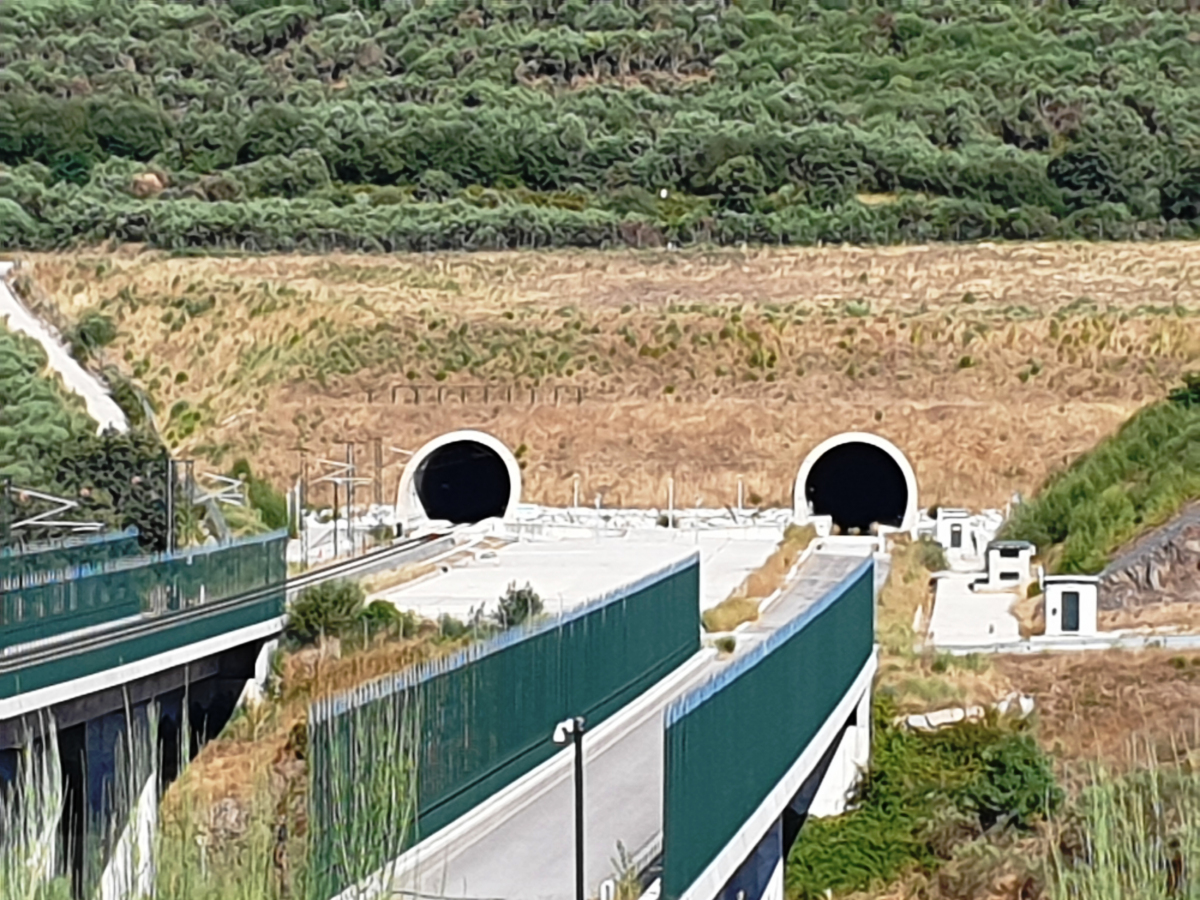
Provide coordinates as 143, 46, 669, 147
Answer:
793, 432, 918, 534
396, 430, 522, 526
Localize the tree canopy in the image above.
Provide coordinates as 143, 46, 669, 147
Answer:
3, 0, 1200, 250
0, 320, 174, 551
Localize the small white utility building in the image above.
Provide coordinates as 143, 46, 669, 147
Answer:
1042, 573, 1099, 637
973, 540, 1036, 592
934, 508, 974, 553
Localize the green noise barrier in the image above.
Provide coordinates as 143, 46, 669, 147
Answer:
0, 530, 287, 652
0, 529, 142, 583
661, 558, 874, 900
307, 552, 701, 900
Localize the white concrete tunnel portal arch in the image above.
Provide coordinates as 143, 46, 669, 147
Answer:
793, 432, 918, 533
397, 430, 522, 525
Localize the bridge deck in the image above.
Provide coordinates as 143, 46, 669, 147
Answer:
393, 549, 872, 900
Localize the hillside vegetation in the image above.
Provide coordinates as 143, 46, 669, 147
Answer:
1004, 374, 1200, 574
5, 1, 1200, 250
0, 316, 177, 551
0, 322, 93, 487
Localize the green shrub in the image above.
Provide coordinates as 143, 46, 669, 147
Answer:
368, 524, 395, 545
287, 579, 364, 644
494, 581, 543, 629
230, 458, 288, 531
357, 600, 417, 639
1168, 370, 1200, 408
786, 697, 1061, 898
914, 536, 949, 573
436, 614, 469, 641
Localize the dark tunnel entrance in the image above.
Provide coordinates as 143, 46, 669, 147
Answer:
805, 441, 909, 533
413, 440, 512, 524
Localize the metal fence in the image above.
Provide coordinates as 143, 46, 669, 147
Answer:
307, 552, 701, 900
0, 529, 142, 584
661, 559, 874, 900
0, 531, 288, 651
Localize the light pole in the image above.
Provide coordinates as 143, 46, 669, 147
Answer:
553, 715, 587, 900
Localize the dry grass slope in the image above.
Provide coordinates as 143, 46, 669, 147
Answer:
24, 242, 1200, 509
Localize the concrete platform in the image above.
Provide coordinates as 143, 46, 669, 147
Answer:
373, 525, 783, 621
928, 572, 1021, 647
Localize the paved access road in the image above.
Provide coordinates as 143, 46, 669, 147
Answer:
392, 551, 871, 900
0, 262, 128, 433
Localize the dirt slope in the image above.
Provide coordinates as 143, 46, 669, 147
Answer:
26, 242, 1200, 510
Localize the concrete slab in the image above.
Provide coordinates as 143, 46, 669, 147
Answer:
374, 527, 782, 620
928, 572, 1021, 647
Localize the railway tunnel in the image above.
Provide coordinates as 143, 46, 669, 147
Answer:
793, 432, 918, 534
396, 430, 522, 526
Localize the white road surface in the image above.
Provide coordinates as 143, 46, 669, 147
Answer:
0, 262, 128, 434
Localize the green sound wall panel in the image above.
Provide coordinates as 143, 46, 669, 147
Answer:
307, 553, 701, 900
661, 559, 874, 900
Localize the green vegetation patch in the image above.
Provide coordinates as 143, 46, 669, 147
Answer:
1003, 373, 1200, 573
0, 322, 92, 486
786, 698, 1061, 899
1050, 762, 1200, 900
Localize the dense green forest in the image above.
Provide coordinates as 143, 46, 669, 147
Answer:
4, 0, 1200, 251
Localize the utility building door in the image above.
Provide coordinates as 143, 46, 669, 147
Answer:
1062, 591, 1080, 632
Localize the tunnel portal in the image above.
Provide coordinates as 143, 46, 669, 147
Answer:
412, 439, 513, 524
795, 433, 917, 533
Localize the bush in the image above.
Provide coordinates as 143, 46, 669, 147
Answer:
287, 579, 364, 644
494, 581, 543, 629
786, 698, 1061, 898
368, 524, 395, 546
436, 613, 469, 641
914, 535, 949, 573
1168, 370, 1200, 408
65, 310, 117, 362
357, 600, 417, 639
230, 458, 288, 532
701, 597, 760, 633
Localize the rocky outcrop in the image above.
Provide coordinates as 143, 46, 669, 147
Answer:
1099, 503, 1200, 610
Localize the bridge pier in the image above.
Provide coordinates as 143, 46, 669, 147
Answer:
0, 637, 271, 897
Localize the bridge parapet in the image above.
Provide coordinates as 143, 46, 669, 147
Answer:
307, 551, 703, 900
1, 530, 287, 655
0, 532, 289, 708
662, 558, 876, 900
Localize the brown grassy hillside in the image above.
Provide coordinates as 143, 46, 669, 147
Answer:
22, 242, 1200, 510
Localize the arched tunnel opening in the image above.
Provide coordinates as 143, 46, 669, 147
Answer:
413, 439, 513, 524
804, 441, 910, 533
